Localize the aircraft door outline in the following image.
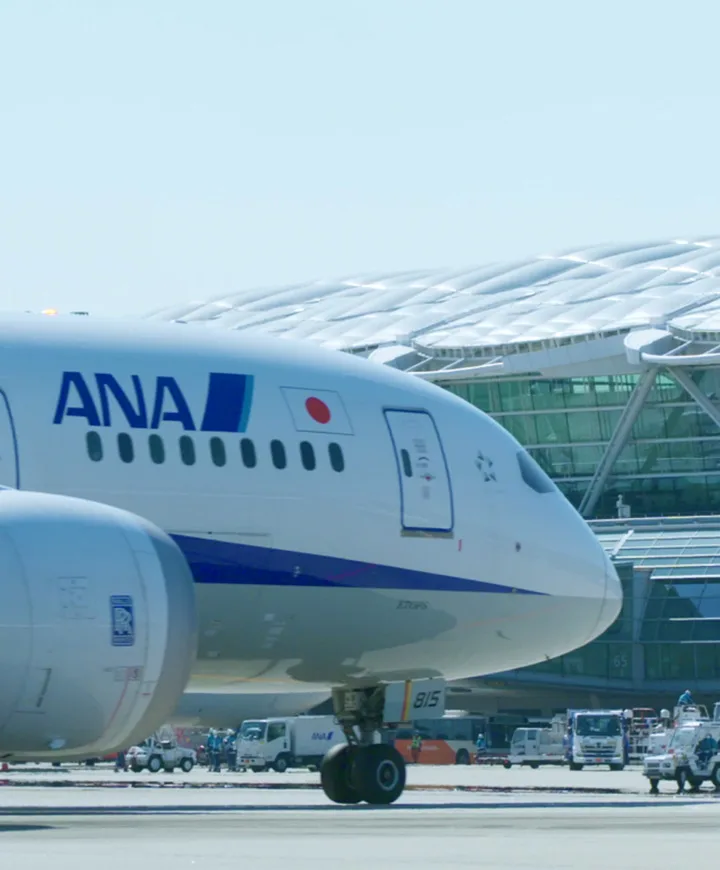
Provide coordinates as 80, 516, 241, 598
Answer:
0, 389, 19, 489
383, 408, 454, 535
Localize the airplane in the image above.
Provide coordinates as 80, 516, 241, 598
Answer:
172, 689, 329, 728
0, 313, 621, 804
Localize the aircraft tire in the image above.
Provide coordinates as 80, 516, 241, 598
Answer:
350, 744, 406, 805
320, 745, 361, 804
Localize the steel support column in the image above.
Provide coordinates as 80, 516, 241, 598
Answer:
579, 368, 659, 518
665, 366, 720, 432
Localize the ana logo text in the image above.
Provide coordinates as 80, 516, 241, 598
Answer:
54, 372, 254, 433
312, 731, 334, 741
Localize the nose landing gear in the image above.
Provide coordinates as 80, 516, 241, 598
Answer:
321, 742, 406, 805
320, 686, 407, 806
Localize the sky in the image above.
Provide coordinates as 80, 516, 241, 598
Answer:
1, 0, 719, 316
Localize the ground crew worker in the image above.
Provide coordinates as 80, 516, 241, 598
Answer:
207, 729, 221, 772
225, 730, 237, 772
114, 750, 127, 772
695, 733, 717, 768
678, 689, 694, 709
475, 732, 486, 763
410, 732, 422, 764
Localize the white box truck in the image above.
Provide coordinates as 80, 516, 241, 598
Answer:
505, 716, 566, 768
236, 716, 348, 773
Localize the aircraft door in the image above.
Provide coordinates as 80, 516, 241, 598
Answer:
384, 409, 454, 534
0, 390, 18, 488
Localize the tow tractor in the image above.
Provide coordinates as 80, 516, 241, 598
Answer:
643, 720, 720, 793
126, 732, 196, 773
645, 705, 710, 757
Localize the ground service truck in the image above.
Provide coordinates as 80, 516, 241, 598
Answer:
505, 716, 566, 768
566, 709, 631, 771
236, 716, 348, 772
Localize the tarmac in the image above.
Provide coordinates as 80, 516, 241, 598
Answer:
0, 763, 717, 869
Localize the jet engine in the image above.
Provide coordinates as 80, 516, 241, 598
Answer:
0, 490, 196, 760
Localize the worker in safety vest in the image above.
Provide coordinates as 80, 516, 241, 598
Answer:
410, 732, 422, 764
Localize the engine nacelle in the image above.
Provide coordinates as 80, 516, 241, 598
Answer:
0, 490, 196, 760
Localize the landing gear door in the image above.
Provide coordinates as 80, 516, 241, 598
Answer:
0, 390, 18, 488
384, 409, 454, 535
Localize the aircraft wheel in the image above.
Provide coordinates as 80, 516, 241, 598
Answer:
350, 744, 406, 806
320, 744, 361, 805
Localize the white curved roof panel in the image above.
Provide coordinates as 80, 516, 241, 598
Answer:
145, 236, 720, 373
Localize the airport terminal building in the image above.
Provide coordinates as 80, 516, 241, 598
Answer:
150, 236, 720, 713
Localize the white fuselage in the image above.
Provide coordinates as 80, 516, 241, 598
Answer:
0, 315, 621, 694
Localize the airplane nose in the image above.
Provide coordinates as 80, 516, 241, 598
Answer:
518, 500, 624, 661
562, 523, 623, 648
591, 548, 623, 639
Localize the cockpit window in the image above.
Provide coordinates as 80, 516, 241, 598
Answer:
516, 451, 556, 494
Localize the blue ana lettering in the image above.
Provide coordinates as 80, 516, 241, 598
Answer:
96, 373, 148, 428
53, 371, 101, 427
53, 371, 254, 433
150, 376, 195, 431
54, 372, 195, 431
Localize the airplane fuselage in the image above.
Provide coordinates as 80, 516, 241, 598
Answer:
0, 315, 620, 695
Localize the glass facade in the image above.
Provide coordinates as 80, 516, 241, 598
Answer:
445, 368, 720, 518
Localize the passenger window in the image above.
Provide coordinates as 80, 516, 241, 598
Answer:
517, 451, 555, 494
328, 442, 344, 472
400, 448, 413, 477
270, 440, 287, 469
117, 433, 134, 464
179, 435, 196, 466
300, 441, 316, 471
86, 431, 103, 462
210, 437, 226, 467
240, 438, 257, 468
148, 434, 165, 464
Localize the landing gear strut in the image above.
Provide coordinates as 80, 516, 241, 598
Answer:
320, 687, 406, 805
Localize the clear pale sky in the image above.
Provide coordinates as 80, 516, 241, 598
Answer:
1, 0, 718, 316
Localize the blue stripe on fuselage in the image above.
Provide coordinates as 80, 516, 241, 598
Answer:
171, 534, 544, 595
